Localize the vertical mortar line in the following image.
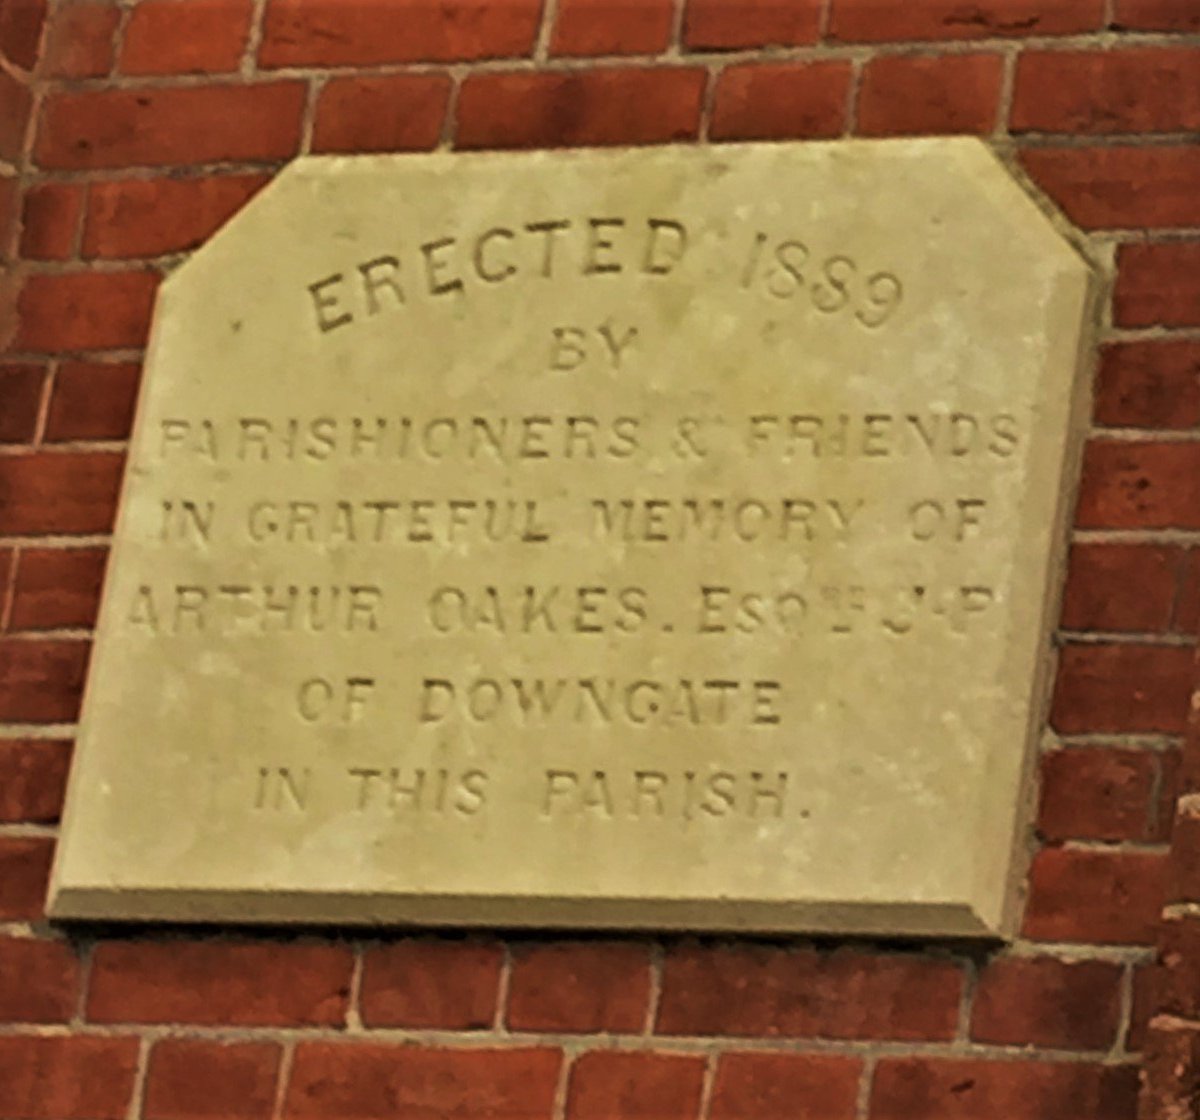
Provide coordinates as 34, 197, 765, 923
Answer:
817, 0, 834, 41
854, 1054, 878, 1120
698, 65, 719, 143
994, 46, 1019, 139
439, 67, 466, 152
242, 0, 270, 77
298, 74, 322, 156
0, 542, 19, 631
549, 1045, 576, 1120
110, 0, 140, 81
32, 351, 58, 447
123, 1034, 152, 1120
1102, 0, 1118, 29
695, 1049, 719, 1120
668, 0, 688, 57
534, 0, 560, 64
70, 938, 94, 1026
1146, 739, 1168, 842
1112, 958, 1138, 1058
492, 941, 513, 1032
843, 53, 866, 137
344, 940, 364, 1032
270, 1038, 296, 1120
642, 941, 664, 1035
954, 954, 978, 1045
1165, 545, 1192, 638
70, 181, 89, 260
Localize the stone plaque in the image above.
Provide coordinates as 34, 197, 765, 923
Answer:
49, 140, 1094, 936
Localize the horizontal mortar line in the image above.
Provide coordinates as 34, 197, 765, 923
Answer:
1059, 838, 1171, 854
0, 922, 49, 939
1012, 130, 1200, 148
1004, 940, 1156, 963
1072, 528, 1200, 544
0, 442, 127, 456
0, 723, 77, 738
0, 1021, 1138, 1063
1090, 427, 1200, 441
0, 822, 56, 839
1101, 229, 1200, 245
0, 536, 110, 550
1050, 734, 1183, 751
1101, 327, 1200, 343
0, 351, 144, 365
1055, 630, 1198, 646
23, 161, 289, 185
1162, 902, 1200, 920
1, 629, 94, 641
17, 259, 166, 277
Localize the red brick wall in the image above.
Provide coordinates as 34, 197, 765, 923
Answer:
2, 1, 1199, 1117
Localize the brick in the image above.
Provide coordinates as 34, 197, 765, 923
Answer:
36, 83, 306, 170
553, 0, 674, 56
657, 944, 963, 1040
83, 174, 270, 260
1023, 847, 1166, 944
1060, 543, 1179, 633
10, 547, 108, 630
16, 270, 158, 351
1095, 340, 1200, 429
1013, 48, 1200, 134
0, 639, 90, 723
283, 1044, 561, 1119
0, 937, 81, 1022
0, 836, 54, 919
507, 941, 651, 1033
1115, 0, 1200, 30
1076, 440, 1200, 530
970, 956, 1122, 1049
0, 362, 45, 442
1158, 914, 1200, 1018
311, 75, 450, 155
88, 940, 354, 1026
1114, 241, 1200, 328
1051, 642, 1193, 735
40, 1, 120, 79
0, 1036, 139, 1120
1020, 145, 1200, 229
870, 1057, 1138, 1120
1168, 809, 1200, 901
0, 738, 71, 822
684, 0, 822, 48
566, 1052, 706, 1120
710, 1053, 862, 1120
1140, 1021, 1200, 1120
144, 1040, 281, 1120
0, 66, 31, 163
858, 53, 1004, 136
710, 61, 851, 142
121, 0, 252, 75
20, 182, 85, 260
1039, 747, 1166, 843
359, 939, 502, 1028
0, 0, 47, 70
43, 361, 140, 441
260, 0, 542, 66
456, 68, 706, 150
1174, 549, 1200, 632
829, 0, 1104, 40
0, 451, 124, 534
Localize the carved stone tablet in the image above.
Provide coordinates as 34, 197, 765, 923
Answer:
49, 140, 1094, 936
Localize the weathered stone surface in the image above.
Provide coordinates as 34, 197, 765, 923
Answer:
49, 140, 1094, 935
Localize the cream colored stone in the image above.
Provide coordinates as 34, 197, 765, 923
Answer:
48, 140, 1095, 936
